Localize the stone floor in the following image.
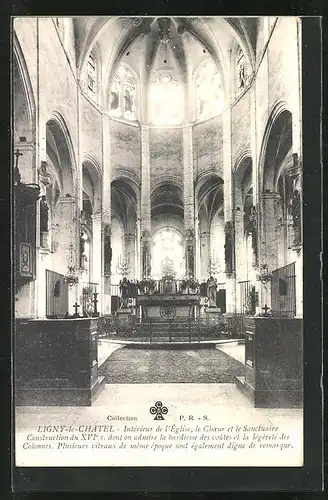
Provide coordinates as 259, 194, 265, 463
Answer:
215, 342, 245, 364
98, 340, 123, 367
97, 339, 245, 366
98, 345, 245, 384
15, 341, 302, 468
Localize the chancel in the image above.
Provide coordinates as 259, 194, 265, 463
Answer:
14, 16, 303, 409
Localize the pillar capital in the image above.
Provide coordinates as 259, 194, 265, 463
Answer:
233, 208, 245, 219
199, 229, 211, 238
58, 196, 75, 205
91, 211, 102, 222
287, 152, 302, 180
261, 190, 278, 200
124, 232, 135, 244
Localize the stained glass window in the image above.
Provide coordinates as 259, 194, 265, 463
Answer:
195, 62, 223, 120
109, 67, 137, 121
150, 74, 182, 125
152, 229, 184, 279
110, 76, 121, 113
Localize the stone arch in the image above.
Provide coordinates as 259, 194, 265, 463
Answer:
233, 153, 253, 210
112, 169, 141, 202
111, 178, 138, 233
151, 181, 184, 219
195, 173, 224, 224
259, 102, 292, 193
13, 33, 36, 142
46, 111, 77, 196
82, 155, 102, 214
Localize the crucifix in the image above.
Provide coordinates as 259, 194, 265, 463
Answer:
14, 149, 23, 185
92, 292, 99, 317
262, 304, 270, 317
73, 302, 80, 317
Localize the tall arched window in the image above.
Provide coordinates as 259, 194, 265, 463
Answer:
150, 74, 182, 125
87, 54, 97, 102
109, 66, 137, 121
151, 228, 184, 279
195, 61, 224, 120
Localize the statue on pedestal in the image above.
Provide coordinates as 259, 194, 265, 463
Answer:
185, 228, 195, 278
141, 229, 151, 278
224, 221, 233, 275
40, 195, 49, 232
291, 189, 301, 245
119, 277, 130, 309
238, 60, 245, 89
207, 276, 217, 307
104, 224, 112, 275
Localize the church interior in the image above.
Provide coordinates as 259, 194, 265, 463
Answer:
14, 17, 303, 412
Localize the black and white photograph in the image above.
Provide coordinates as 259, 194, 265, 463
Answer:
13, 16, 308, 470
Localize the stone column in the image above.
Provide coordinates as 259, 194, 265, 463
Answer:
124, 232, 136, 279
34, 119, 47, 317
199, 229, 211, 281
195, 217, 201, 280
35, 161, 53, 318
140, 125, 151, 278
234, 208, 245, 312
102, 115, 112, 315
53, 196, 78, 316
183, 124, 195, 277
259, 191, 278, 310
92, 212, 102, 313
222, 109, 236, 312
288, 157, 303, 317
136, 218, 141, 279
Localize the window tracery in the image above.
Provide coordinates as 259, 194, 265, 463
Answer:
152, 228, 184, 279
150, 74, 182, 125
109, 67, 137, 121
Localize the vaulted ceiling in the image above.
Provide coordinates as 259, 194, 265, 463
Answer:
73, 16, 259, 89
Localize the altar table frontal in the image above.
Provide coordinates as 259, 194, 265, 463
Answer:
136, 294, 200, 319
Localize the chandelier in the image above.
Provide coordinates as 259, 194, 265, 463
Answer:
64, 243, 79, 286
256, 263, 272, 285
207, 252, 221, 276
116, 255, 130, 278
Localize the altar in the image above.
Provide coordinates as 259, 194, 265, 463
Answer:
136, 294, 200, 320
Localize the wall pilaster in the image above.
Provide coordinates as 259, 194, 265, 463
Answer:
259, 191, 278, 310
102, 114, 111, 314
183, 124, 195, 277
140, 125, 151, 278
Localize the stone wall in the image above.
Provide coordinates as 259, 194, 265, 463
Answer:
149, 127, 183, 189
80, 95, 103, 165
111, 120, 141, 184
231, 91, 252, 164
193, 116, 224, 182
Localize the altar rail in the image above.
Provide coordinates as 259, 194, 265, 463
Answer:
98, 314, 245, 343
